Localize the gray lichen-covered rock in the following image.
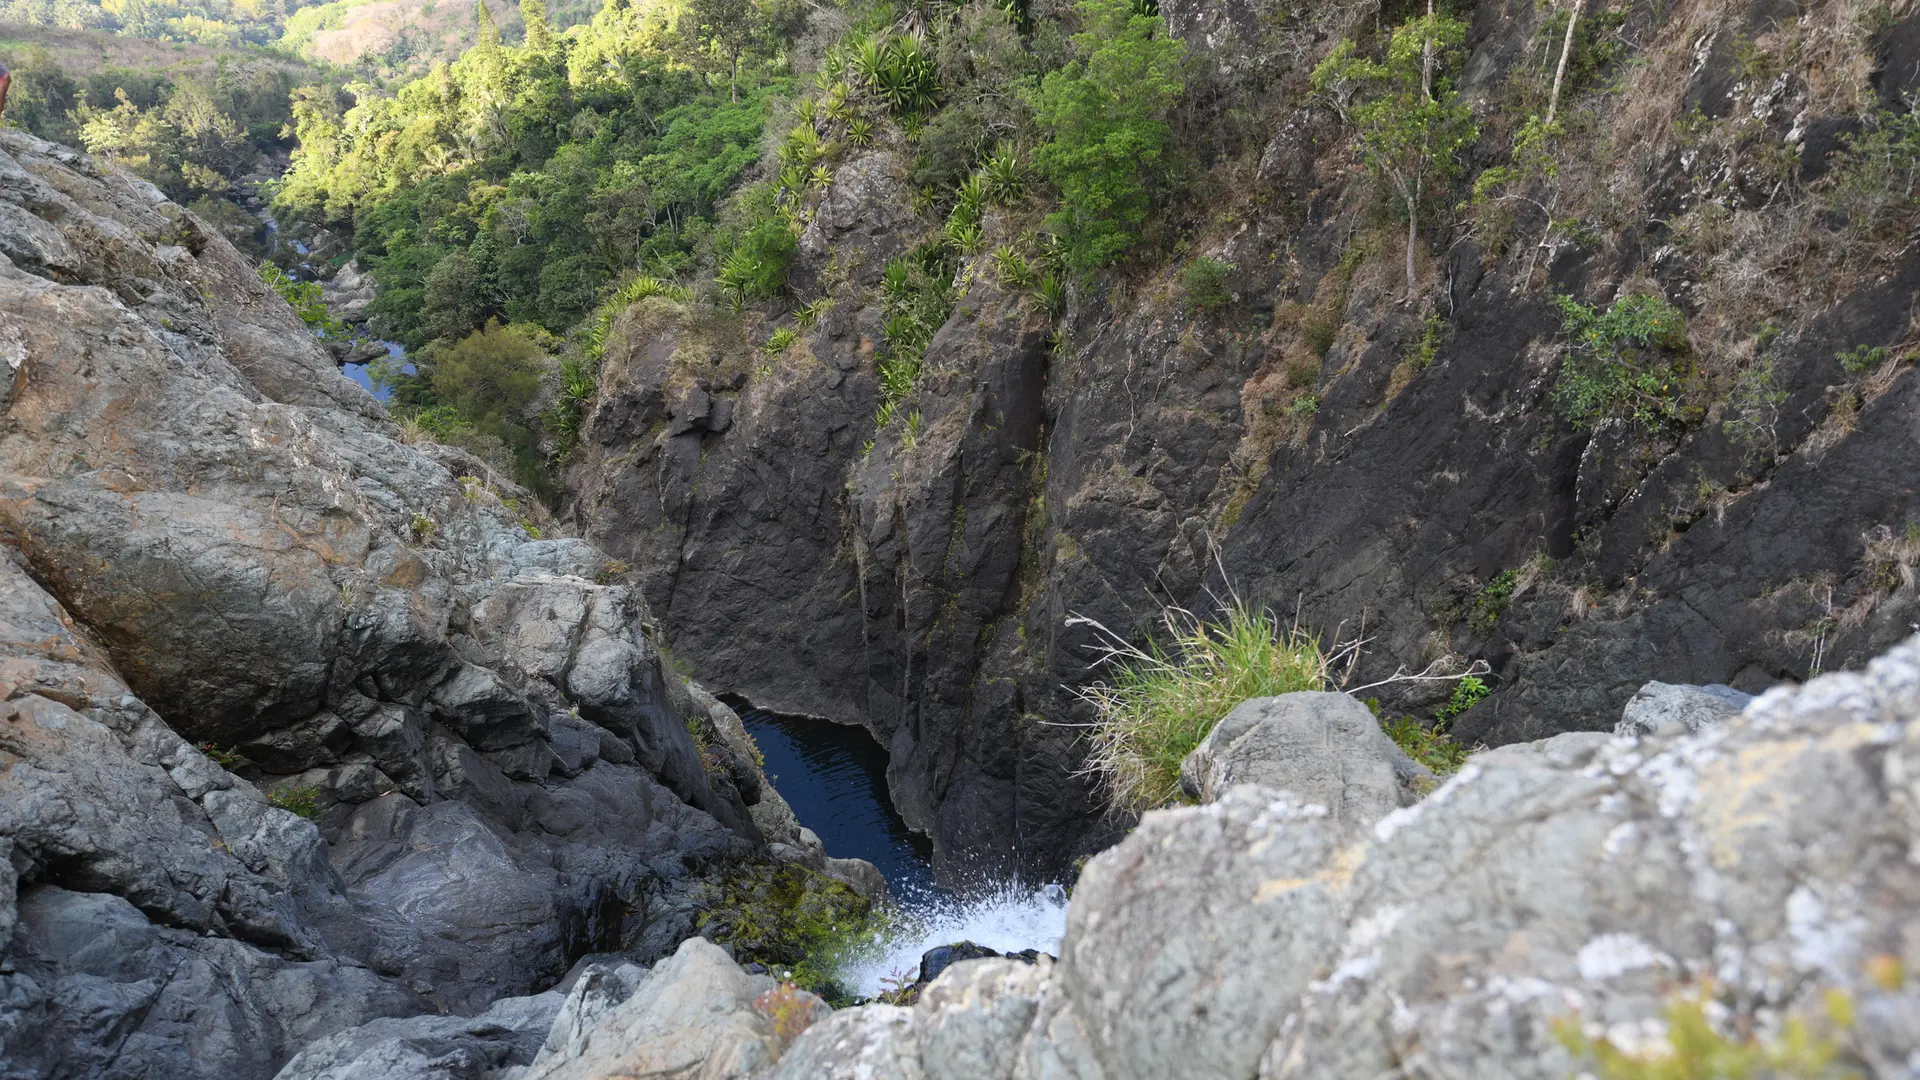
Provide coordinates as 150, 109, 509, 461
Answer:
519, 937, 826, 1080
1613, 680, 1752, 738
761, 952, 1053, 1080
1176, 691, 1431, 820
523, 961, 651, 1071
794, 150, 922, 290
765, 635, 1920, 1079
760, 1005, 926, 1080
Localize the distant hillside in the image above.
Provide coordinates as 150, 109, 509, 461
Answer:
0, 22, 319, 76
283, 0, 594, 71
282, 0, 508, 69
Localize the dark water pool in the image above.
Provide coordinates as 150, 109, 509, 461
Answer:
733, 703, 943, 902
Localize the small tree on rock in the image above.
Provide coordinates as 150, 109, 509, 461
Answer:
1312, 6, 1477, 299
1028, 0, 1187, 275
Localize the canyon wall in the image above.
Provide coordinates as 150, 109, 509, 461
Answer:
566, 0, 1920, 877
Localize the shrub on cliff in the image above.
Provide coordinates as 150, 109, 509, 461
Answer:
717, 217, 799, 304
1551, 292, 1691, 430
1312, 9, 1477, 298
1070, 597, 1327, 811
1028, 0, 1186, 275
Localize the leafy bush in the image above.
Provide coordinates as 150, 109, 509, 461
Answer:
546, 355, 599, 455
1837, 344, 1889, 376
1303, 313, 1340, 358
1073, 596, 1328, 811
403, 404, 479, 442
1722, 357, 1788, 463
1470, 569, 1518, 633
875, 247, 956, 410
1380, 714, 1471, 775
1179, 256, 1233, 313
1028, 0, 1187, 274
1435, 675, 1488, 723
1551, 293, 1691, 429
718, 219, 800, 303
911, 103, 995, 191
431, 322, 547, 430
1825, 95, 1920, 239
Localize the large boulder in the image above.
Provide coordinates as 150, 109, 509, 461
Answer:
767, 957, 1051, 1080
1613, 680, 1752, 738
4, 884, 422, 1080
794, 150, 922, 290
1177, 691, 1430, 821
518, 937, 827, 1080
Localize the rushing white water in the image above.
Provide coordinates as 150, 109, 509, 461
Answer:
840, 883, 1072, 998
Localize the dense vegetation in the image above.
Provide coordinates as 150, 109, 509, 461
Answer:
273, 0, 799, 349
249, 0, 1202, 489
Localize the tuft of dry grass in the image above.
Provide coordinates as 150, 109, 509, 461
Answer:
1065, 597, 1330, 812
1865, 521, 1920, 595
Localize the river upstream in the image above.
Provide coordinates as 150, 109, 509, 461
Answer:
737, 705, 1069, 996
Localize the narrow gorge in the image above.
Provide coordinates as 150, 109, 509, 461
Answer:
0, 0, 1918, 1074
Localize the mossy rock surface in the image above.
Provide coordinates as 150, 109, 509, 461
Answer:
696, 862, 884, 1002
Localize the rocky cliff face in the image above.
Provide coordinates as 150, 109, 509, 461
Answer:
566, 0, 1920, 877
0, 128, 855, 1079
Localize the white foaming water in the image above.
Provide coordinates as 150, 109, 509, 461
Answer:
842, 883, 1071, 998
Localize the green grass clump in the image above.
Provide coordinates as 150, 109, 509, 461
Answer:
764, 326, 801, 354
1074, 597, 1328, 812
